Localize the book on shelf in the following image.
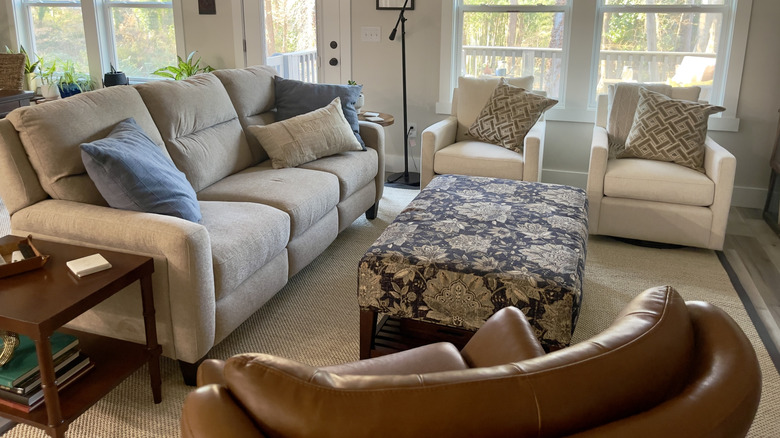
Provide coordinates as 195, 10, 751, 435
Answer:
0, 348, 81, 395
0, 332, 78, 388
0, 354, 93, 413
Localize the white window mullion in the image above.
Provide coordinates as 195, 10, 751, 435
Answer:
80, 0, 105, 87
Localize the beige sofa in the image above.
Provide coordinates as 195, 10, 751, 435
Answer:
0, 66, 385, 383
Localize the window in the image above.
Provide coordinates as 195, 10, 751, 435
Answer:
263, 0, 318, 82
456, 0, 569, 99
595, 0, 733, 104
19, 0, 89, 71
13, 0, 180, 82
103, 0, 177, 79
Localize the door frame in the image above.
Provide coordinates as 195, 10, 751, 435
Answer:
242, 0, 351, 83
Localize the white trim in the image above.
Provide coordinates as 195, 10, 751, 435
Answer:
721, 0, 751, 120
338, 0, 351, 83
243, 0, 264, 67
436, 0, 456, 114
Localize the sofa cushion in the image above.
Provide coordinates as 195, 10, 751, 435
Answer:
433, 141, 524, 181
197, 163, 340, 239
135, 74, 254, 192
606, 83, 701, 157
273, 76, 365, 149
212, 66, 277, 163
248, 97, 362, 169
467, 79, 556, 153
299, 148, 378, 200
455, 75, 534, 142
604, 158, 715, 206
618, 87, 725, 172
80, 118, 201, 222
6, 86, 166, 204
199, 201, 289, 301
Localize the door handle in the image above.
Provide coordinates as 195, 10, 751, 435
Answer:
330, 41, 338, 49
329, 58, 339, 66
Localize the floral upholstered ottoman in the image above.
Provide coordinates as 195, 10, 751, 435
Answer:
358, 175, 588, 356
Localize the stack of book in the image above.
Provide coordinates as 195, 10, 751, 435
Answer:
0, 332, 93, 412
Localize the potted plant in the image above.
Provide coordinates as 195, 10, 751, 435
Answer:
152, 51, 214, 80
56, 60, 95, 98
36, 58, 60, 99
348, 80, 365, 112
4, 45, 39, 92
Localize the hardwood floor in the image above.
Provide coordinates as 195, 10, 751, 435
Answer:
723, 206, 780, 357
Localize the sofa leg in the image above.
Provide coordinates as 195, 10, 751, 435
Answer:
179, 357, 206, 386
365, 203, 379, 220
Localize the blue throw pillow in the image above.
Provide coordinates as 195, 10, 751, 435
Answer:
80, 118, 202, 222
273, 76, 366, 150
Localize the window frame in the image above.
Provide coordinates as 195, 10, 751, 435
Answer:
437, 0, 752, 131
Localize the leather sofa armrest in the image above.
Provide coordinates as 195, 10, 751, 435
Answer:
359, 121, 385, 206
421, 116, 458, 189
522, 120, 546, 182
587, 126, 610, 234
460, 307, 544, 368
198, 359, 227, 387
11, 199, 216, 363
181, 385, 265, 438
321, 342, 468, 375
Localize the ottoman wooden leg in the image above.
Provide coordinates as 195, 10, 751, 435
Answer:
359, 309, 378, 359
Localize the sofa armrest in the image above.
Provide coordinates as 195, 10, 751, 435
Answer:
421, 116, 458, 189
359, 121, 385, 206
460, 307, 545, 368
702, 136, 736, 250
522, 120, 546, 182
181, 385, 265, 438
322, 342, 468, 375
11, 199, 216, 363
587, 126, 610, 235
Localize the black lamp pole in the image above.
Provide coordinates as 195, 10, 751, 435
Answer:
386, 0, 420, 187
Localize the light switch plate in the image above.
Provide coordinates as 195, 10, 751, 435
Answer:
361, 26, 380, 42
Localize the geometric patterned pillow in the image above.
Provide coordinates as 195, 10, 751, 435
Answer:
618, 87, 725, 172
467, 78, 557, 154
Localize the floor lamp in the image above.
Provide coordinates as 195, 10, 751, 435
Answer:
385, 0, 420, 187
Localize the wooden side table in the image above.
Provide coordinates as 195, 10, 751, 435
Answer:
358, 111, 394, 127
0, 91, 33, 119
0, 235, 161, 437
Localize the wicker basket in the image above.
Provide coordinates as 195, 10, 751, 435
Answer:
0, 53, 26, 91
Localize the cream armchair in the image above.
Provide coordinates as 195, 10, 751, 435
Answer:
587, 86, 736, 250
421, 76, 547, 189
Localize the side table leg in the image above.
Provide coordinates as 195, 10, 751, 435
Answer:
140, 273, 162, 403
359, 309, 378, 360
34, 336, 66, 437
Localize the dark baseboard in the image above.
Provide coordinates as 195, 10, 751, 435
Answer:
717, 251, 780, 374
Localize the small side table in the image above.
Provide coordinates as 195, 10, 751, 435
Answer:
0, 91, 33, 119
358, 111, 394, 127
0, 235, 161, 437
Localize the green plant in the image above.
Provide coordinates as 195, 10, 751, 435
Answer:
57, 60, 95, 92
4, 45, 39, 74
347, 80, 358, 86
152, 51, 214, 80
36, 57, 57, 85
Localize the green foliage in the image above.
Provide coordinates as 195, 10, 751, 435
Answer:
152, 51, 214, 80
57, 60, 95, 91
36, 57, 57, 85
347, 80, 358, 85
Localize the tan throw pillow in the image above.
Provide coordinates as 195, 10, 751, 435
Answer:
247, 97, 362, 169
618, 87, 725, 171
466, 79, 557, 153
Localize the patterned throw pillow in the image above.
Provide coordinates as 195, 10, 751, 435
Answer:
618, 87, 725, 171
248, 97, 362, 169
467, 79, 557, 153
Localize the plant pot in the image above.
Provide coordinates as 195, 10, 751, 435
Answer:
25, 73, 38, 93
103, 72, 128, 87
355, 93, 365, 112
40, 84, 60, 100
58, 83, 81, 98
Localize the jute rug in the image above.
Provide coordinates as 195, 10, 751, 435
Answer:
2, 187, 779, 437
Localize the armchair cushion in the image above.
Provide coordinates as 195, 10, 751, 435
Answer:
603, 158, 715, 206
248, 97, 362, 169
433, 141, 524, 181
618, 88, 725, 171
80, 118, 202, 222
467, 79, 557, 153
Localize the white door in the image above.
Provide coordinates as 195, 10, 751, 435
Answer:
244, 0, 351, 84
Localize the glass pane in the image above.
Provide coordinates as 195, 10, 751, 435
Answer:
604, 0, 724, 5
463, 0, 560, 5
461, 12, 565, 98
29, 5, 88, 72
108, 0, 171, 3
111, 7, 177, 78
597, 12, 722, 100
264, 0, 318, 83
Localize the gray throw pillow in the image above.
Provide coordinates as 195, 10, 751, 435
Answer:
274, 76, 365, 150
80, 118, 202, 222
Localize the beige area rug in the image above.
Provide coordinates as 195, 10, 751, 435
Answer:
2, 187, 779, 437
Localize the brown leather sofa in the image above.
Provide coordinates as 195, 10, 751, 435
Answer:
180, 286, 761, 438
